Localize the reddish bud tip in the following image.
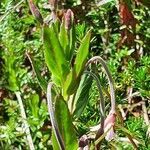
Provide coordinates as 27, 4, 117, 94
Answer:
64, 9, 74, 30
28, 0, 43, 24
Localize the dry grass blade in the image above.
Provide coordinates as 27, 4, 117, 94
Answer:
15, 92, 35, 150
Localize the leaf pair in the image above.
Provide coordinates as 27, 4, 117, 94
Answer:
44, 23, 70, 86
62, 30, 91, 97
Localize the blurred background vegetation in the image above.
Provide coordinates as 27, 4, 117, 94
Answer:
0, 0, 150, 149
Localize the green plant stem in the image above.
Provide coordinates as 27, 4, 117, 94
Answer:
15, 91, 35, 150
86, 56, 116, 113
47, 82, 65, 150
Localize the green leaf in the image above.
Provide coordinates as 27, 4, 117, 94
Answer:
49, 23, 70, 78
59, 21, 70, 60
4, 51, 19, 91
7, 69, 19, 91
73, 74, 93, 118
53, 19, 61, 33
59, 20, 76, 62
63, 68, 80, 98
69, 23, 76, 61
43, 26, 61, 84
62, 30, 91, 97
28, 94, 39, 118
51, 130, 60, 150
43, 25, 70, 85
74, 30, 91, 76
54, 95, 78, 149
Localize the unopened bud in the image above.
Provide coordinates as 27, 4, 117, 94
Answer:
64, 9, 74, 30
28, 0, 43, 24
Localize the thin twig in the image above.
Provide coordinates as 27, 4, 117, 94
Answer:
117, 137, 139, 144
122, 92, 140, 101
116, 108, 139, 149
127, 87, 133, 104
90, 126, 112, 150
47, 82, 65, 150
15, 91, 35, 150
142, 100, 150, 137
142, 101, 150, 125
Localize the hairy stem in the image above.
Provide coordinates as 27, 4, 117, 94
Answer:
84, 70, 105, 148
47, 82, 65, 150
84, 71, 105, 120
86, 56, 116, 113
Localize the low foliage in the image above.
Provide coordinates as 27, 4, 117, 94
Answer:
0, 0, 149, 149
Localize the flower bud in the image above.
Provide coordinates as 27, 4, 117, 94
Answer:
28, 0, 43, 24
64, 9, 74, 30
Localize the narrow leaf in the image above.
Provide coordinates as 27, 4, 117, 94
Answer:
43, 26, 61, 84
74, 30, 91, 76
116, 124, 145, 146
59, 21, 70, 60
63, 68, 80, 98
55, 95, 78, 149
44, 24, 70, 84
63, 30, 91, 97
51, 130, 61, 150
73, 74, 93, 118
69, 23, 76, 61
